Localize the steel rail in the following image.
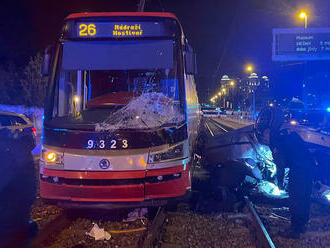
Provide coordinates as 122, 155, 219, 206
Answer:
138, 206, 166, 248
31, 211, 72, 248
204, 121, 215, 136
208, 118, 229, 133
245, 196, 276, 248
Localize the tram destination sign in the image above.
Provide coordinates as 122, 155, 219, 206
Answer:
74, 21, 175, 38
273, 28, 330, 61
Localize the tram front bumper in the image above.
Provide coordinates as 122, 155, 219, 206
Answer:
40, 165, 191, 206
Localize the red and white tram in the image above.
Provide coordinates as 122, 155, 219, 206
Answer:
40, 12, 200, 208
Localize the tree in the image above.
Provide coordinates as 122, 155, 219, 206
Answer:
0, 62, 23, 105
20, 53, 48, 107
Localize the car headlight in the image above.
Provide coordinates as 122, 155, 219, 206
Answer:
42, 149, 64, 165
148, 143, 184, 163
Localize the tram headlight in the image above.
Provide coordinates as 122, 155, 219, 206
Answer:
148, 144, 184, 163
46, 152, 56, 162
42, 149, 64, 165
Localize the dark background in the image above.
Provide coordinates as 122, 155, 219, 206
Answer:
1, 0, 330, 103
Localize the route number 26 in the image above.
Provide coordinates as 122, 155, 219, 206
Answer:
79, 24, 96, 36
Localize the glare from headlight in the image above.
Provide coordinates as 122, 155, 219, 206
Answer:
46, 152, 56, 162
42, 149, 63, 165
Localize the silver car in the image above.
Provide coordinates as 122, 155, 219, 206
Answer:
0, 111, 36, 152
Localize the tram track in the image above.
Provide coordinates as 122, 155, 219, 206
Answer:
31, 210, 73, 248
30, 117, 330, 247
245, 197, 276, 248
138, 206, 166, 248
254, 201, 330, 248
203, 118, 229, 137
202, 116, 330, 247
202, 117, 277, 248
31, 195, 277, 248
203, 117, 237, 137
30, 203, 166, 248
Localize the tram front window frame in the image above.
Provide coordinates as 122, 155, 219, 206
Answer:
45, 38, 186, 131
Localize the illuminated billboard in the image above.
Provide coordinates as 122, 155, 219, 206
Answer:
273, 28, 330, 61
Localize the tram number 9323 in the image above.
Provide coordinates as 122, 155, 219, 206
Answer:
87, 139, 128, 149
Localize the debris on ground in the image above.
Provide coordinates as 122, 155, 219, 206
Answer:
123, 208, 148, 222
86, 223, 111, 241
258, 180, 288, 199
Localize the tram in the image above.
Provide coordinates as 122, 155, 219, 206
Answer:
40, 12, 200, 208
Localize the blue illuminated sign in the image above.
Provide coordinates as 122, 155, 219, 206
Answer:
273, 28, 330, 61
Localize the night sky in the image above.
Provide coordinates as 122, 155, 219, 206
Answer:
1, 0, 330, 103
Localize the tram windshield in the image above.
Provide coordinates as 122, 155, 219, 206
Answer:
47, 40, 185, 130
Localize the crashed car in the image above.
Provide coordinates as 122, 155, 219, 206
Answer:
203, 109, 330, 201
204, 124, 287, 199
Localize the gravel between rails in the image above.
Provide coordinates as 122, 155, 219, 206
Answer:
31, 198, 64, 230
30, 199, 258, 248
157, 203, 256, 248
46, 217, 149, 248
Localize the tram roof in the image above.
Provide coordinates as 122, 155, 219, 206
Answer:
65, 12, 179, 21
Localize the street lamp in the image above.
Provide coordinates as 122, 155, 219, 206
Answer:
245, 65, 254, 73
299, 11, 308, 29
230, 81, 235, 86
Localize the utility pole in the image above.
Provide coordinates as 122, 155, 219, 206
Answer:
138, 0, 146, 12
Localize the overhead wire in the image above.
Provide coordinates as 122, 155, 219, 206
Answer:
157, 0, 165, 12
212, 0, 241, 80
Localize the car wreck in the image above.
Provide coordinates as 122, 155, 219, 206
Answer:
203, 118, 330, 203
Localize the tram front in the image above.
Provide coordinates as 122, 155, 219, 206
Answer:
40, 12, 196, 207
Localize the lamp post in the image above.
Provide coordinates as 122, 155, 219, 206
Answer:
299, 11, 308, 29
244, 64, 256, 119
298, 11, 309, 109
221, 88, 226, 108
229, 81, 235, 109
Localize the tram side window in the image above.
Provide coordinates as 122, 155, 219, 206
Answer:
57, 71, 74, 117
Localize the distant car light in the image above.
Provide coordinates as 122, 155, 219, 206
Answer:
290, 120, 298, 125
32, 127, 37, 136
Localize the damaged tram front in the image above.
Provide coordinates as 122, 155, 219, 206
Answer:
40, 12, 200, 208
